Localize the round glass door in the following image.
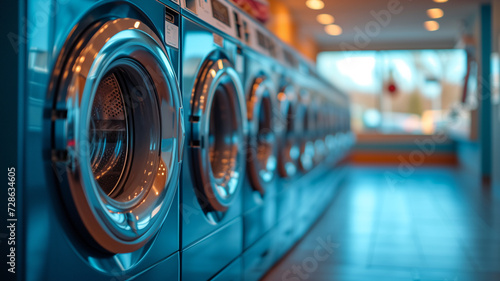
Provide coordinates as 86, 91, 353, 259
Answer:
52, 18, 184, 254
298, 105, 315, 172
297, 90, 314, 173
246, 75, 277, 195
89, 60, 162, 208
312, 99, 326, 164
277, 84, 299, 178
189, 52, 247, 216
325, 104, 336, 153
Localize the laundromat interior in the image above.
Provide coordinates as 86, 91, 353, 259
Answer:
3, 0, 500, 280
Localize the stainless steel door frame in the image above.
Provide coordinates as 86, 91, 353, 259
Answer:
246, 73, 278, 195
189, 51, 248, 216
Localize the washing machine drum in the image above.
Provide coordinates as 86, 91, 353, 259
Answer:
52, 18, 184, 254
189, 54, 247, 216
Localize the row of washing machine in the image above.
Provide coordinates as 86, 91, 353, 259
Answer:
18, 0, 353, 280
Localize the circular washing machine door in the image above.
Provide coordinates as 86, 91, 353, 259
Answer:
325, 104, 336, 154
189, 52, 247, 216
276, 84, 300, 178
297, 91, 315, 173
246, 74, 278, 195
311, 99, 326, 165
51, 18, 184, 254
333, 105, 342, 150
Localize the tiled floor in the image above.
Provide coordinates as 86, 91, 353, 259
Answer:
263, 166, 500, 281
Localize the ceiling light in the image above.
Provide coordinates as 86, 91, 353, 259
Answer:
325, 24, 342, 36
317, 14, 334, 25
306, 0, 324, 10
427, 8, 444, 19
424, 21, 440, 31
433, 0, 448, 3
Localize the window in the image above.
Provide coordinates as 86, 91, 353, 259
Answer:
317, 50, 466, 135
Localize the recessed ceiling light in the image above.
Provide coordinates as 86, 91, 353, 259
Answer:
325, 24, 342, 36
427, 8, 444, 19
433, 0, 448, 3
306, 0, 324, 10
317, 14, 334, 25
424, 20, 440, 31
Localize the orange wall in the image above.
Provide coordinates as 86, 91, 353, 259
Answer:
267, 0, 318, 61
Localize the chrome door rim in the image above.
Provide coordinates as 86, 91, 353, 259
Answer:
277, 84, 299, 178
190, 54, 247, 213
246, 75, 277, 195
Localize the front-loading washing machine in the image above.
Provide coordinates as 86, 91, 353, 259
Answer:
240, 17, 281, 281
324, 98, 338, 161
296, 89, 315, 174
272, 45, 303, 260
336, 107, 345, 153
333, 103, 344, 157
293, 90, 313, 238
276, 79, 300, 182
179, 0, 247, 280
312, 96, 327, 165
21, 0, 184, 279
337, 101, 352, 156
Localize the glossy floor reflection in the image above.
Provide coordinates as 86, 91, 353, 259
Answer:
263, 166, 500, 281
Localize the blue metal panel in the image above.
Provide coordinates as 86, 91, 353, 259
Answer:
480, 4, 492, 181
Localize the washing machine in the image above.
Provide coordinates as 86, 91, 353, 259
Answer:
324, 99, 338, 160
240, 18, 280, 281
296, 88, 315, 174
318, 101, 331, 160
294, 92, 317, 238
21, 0, 184, 279
309, 96, 324, 166
180, 0, 247, 280
338, 103, 351, 155
271, 45, 303, 260
276, 78, 300, 182
302, 95, 336, 227
336, 107, 345, 152
331, 103, 342, 156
